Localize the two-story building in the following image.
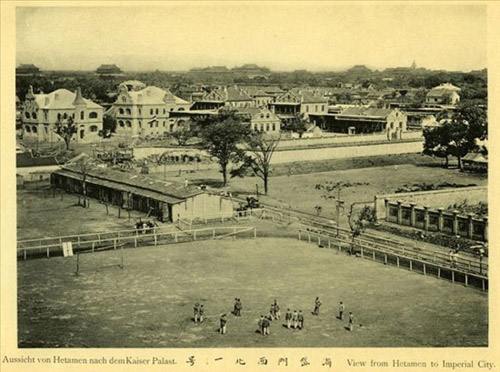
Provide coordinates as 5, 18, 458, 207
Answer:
425, 83, 461, 107
269, 89, 328, 121
237, 107, 281, 134
22, 86, 103, 143
113, 85, 191, 138
323, 107, 407, 140
191, 86, 255, 110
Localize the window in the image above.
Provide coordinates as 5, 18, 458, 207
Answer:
266, 123, 269, 131
149, 122, 153, 128
150, 108, 154, 115
31, 126, 37, 133
63, 113, 68, 119
44, 111, 48, 121
163, 121, 165, 127
163, 109, 166, 114
126, 121, 132, 128
138, 108, 142, 115
170, 124, 174, 132
32, 112, 37, 120
25, 112, 31, 119
57, 113, 61, 120
321, 105, 325, 111
125, 108, 131, 115
80, 111, 84, 120
25, 125, 31, 133
170, 108, 174, 111
178, 107, 185, 111
119, 108, 124, 115
266, 113, 270, 118
90, 125, 98, 132
155, 108, 159, 115
89, 112, 98, 119
138, 121, 142, 128
272, 123, 276, 131
315, 105, 318, 112
118, 120, 124, 127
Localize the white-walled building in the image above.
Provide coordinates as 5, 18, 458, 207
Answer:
22, 86, 103, 143
425, 83, 461, 107
113, 85, 191, 138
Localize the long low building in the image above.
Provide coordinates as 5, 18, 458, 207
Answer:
51, 165, 234, 223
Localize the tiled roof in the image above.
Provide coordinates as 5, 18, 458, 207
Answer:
57, 164, 205, 201
337, 107, 394, 119
121, 86, 189, 105
33, 89, 102, 110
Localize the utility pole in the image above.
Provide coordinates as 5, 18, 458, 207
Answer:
334, 188, 345, 237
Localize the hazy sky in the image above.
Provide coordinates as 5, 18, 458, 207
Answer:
16, 4, 487, 72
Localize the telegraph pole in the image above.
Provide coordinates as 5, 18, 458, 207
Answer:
335, 188, 345, 237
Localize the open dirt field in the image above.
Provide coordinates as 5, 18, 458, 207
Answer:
18, 237, 488, 347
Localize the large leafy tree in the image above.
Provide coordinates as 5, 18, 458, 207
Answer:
54, 116, 77, 150
282, 113, 308, 138
232, 132, 281, 194
423, 102, 487, 170
198, 109, 251, 186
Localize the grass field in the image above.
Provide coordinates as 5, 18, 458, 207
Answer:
18, 237, 488, 347
155, 163, 487, 220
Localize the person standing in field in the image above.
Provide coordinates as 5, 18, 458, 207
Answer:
292, 310, 299, 329
338, 301, 345, 320
219, 314, 227, 334
298, 310, 304, 330
198, 304, 205, 323
193, 303, 200, 323
263, 316, 271, 335
348, 312, 354, 332
313, 297, 322, 315
274, 299, 281, 320
285, 308, 292, 329
258, 315, 265, 335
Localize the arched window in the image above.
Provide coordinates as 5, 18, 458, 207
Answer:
125, 108, 131, 115
119, 108, 124, 114
31, 126, 38, 133
150, 108, 154, 115
169, 124, 174, 132
170, 108, 174, 111
272, 123, 276, 131
32, 112, 37, 120
63, 113, 68, 119
266, 123, 269, 131
155, 108, 159, 115
138, 121, 142, 128
90, 125, 98, 132
138, 108, 142, 115
149, 122, 154, 128
57, 113, 61, 120
80, 111, 84, 120
163, 109, 166, 114
178, 107, 185, 111
25, 125, 31, 133
118, 120, 125, 127
163, 121, 166, 127
126, 120, 132, 128
266, 113, 270, 118
89, 111, 98, 119
25, 112, 30, 119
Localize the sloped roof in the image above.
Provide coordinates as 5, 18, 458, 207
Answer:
33, 89, 102, 110
121, 86, 189, 105
427, 89, 457, 98
57, 164, 205, 201
337, 107, 394, 119
200, 86, 252, 102
463, 153, 488, 163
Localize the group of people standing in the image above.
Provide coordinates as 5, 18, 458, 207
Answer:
193, 297, 357, 335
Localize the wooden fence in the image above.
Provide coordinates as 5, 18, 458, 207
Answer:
298, 229, 488, 292
17, 225, 257, 260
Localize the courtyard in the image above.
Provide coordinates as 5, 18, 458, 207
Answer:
18, 237, 488, 348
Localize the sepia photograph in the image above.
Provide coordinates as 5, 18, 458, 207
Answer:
7, 1, 491, 354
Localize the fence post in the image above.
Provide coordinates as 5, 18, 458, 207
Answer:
372, 250, 375, 261
423, 263, 426, 276
98, 234, 101, 243
318, 236, 321, 246
438, 267, 441, 278
24, 249, 27, 261
396, 256, 399, 267
410, 260, 413, 271
92, 241, 95, 252
465, 274, 468, 287
253, 227, 257, 238
47, 246, 50, 258
482, 279, 486, 292
213, 229, 216, 239
298, 230, 301, 241
308, 232, 311, 243
154, 231, 158, 245
451, 270, 455, 283
114, 239, 117, 250
360, 246, 364, 258
384, 253, 387, 265
328, 239, 331, 249
77, 235, 80, 247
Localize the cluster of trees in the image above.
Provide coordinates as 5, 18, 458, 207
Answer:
423, 102, 487, 169
191, 109, 281, 194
